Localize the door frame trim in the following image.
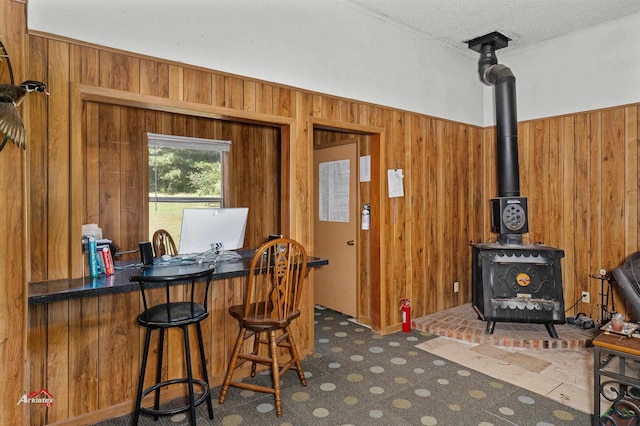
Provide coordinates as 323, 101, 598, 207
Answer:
309, 117, 385, 333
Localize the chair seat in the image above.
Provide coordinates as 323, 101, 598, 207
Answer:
138, 302, 208, 327
229, 303, 300, 330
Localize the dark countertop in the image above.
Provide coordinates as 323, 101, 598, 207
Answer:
28, 250, 328, 305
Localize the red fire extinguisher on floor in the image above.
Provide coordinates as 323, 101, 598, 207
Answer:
400, 298, 411, 333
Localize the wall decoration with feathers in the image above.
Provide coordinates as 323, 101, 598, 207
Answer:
0, 38, 50, 152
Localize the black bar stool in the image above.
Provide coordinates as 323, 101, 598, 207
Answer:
130, 265, 215, 425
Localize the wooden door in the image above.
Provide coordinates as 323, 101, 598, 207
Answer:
313, 143, 357, 317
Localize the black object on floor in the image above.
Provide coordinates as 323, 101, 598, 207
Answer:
567, 313, 595, 330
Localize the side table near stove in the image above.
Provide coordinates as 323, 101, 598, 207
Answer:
593, 332, 640, 424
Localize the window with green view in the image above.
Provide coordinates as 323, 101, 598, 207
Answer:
147, 133, 230, 247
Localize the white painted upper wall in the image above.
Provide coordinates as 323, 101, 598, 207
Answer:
27, 1, 640, 127
492, 12, 640, 126
27, 0, 483, 125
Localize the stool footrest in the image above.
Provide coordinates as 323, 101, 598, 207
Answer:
226, 380, 276, 395
140, 378, 211, 417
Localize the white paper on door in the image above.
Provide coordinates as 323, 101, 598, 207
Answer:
319, 159, 350, 222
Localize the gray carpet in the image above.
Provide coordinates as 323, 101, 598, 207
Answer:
97, 306, 592, 425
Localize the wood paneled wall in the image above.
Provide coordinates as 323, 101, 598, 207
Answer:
510, 108, 640, 318
0, 1, 27, 425
23, 30, 491, 329
78, 103, 280, 267
20, 34, 640, 325
0, 2, 636, 421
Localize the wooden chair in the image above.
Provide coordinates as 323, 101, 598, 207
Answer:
152, 229, 178, 257
218, 238, 308, 417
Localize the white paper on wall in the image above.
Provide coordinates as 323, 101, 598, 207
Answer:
387, 169, 404, 198
359, 155, 371, 182
319, 159, 350, 222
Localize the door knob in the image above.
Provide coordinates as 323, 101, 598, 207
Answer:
347, 240, 355, 246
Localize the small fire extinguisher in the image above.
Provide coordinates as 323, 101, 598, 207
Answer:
361, 203, 370, 230
400, 298, 411, 332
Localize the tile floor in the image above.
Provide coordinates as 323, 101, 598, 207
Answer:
413, 303, 608, 416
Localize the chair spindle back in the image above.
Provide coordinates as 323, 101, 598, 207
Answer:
152, 229, 178, 257
244, 238, 308, 322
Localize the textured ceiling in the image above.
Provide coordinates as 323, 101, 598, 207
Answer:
341, 0, 640, 56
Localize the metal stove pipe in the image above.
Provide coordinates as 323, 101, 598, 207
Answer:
468, 32, 527, 244
478, 44, 520, 198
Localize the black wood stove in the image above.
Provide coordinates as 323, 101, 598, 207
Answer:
467, 32, 566, 338
471, 243, 565, 338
